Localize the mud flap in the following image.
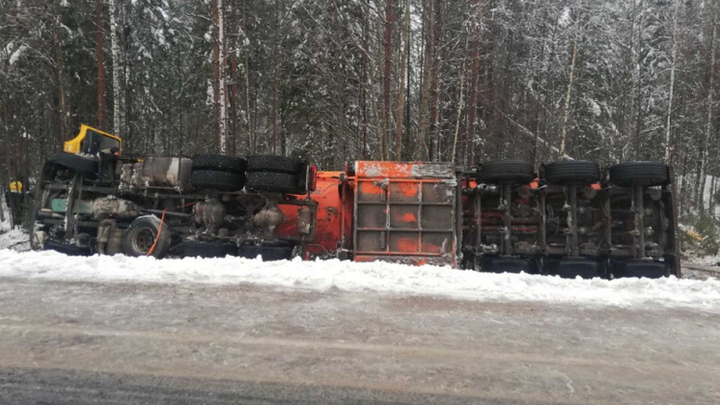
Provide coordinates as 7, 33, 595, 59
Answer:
544, 258, 604, 279
43, 239, 92, 256
610, 260, 671, 279
476, 255, 540, 275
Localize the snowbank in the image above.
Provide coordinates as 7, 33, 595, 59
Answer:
0, 195, 11, 232
1, 250, 719, 312
0, 196, 29, 252
0, 229, 29, 252
688, 254, 720, 268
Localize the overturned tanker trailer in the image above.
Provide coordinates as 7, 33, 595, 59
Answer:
34, 127, 678, 278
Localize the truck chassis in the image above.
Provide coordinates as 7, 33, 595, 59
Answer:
34, 153, 679, 279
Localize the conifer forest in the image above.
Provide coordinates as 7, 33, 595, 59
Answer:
1, 0, 719, 227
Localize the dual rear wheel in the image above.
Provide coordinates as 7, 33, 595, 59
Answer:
189, 154, 306, 193
478, 159, 669, 187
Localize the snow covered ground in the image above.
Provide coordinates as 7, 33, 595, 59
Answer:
0, 195, 10, 232
688, 253, 720, 267
2, 189, 718, 313
0, 196, 29, 252
0, 229, 29, 251
0, 249, 718, 312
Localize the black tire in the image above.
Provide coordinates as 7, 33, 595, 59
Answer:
478, 160, 535, 184
191, 170, 245, 191
54, 152, 99, 175
247, 155, 304, 174
192, 155, 247, 173
246, 171, 301, 193
545, 259, 603, 279
181, 240, 236, 258
611, 261, 670, 279
542, 160, 601, 186
124, 215, 171, 258
609, 162, 669, 187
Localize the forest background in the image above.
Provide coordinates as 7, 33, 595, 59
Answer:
1, 0, 719, 242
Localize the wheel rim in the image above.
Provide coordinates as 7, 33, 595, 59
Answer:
132, 228, 155, 254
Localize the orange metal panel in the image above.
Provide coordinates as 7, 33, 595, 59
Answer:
276, 171, 353, 257
353, 162, 459, 267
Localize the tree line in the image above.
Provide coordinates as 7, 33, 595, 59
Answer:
0, 0, 719, 225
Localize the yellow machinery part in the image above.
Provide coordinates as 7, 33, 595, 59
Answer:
63, 124, 122, 155
685, 229, 705, 243
9, 180, 22, 193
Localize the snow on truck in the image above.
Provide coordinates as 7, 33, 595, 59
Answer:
33, 124, 680, 279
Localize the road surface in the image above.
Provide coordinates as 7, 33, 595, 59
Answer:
0, 277, 718, 404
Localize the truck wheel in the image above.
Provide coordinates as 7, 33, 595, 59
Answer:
542, 161, 600, 186
55, 152, 99, 175
191, 170, 245, 191
609, 162, 668, 187
247, 155, 304, 175
124, 215, 171, 258
192, 155, 247, 174
246, 171, 300, 193
478, 160, 535, 185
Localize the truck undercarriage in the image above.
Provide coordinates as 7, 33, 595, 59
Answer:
34, 149, 679, 279
34, 153, 316, 260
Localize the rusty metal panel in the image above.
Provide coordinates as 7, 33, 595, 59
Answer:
138, 157, 192, 190
389, 205, 418, 229
356, 161, 456, 179
353, 161, 458, 267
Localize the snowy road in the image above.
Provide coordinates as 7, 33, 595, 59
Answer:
0, 274, 719, 404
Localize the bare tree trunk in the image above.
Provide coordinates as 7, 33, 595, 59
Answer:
95, 0, 106, 129
428, 0, 442, 161
558, 41, 577, 157
466, 0, 481, 165
212, 0, 220, 147
217, 0, 228, 154
380, 0, 393, 161
360, 0, 369, 159
698, 17, 717, 216
272, 0, 280, 154
242, 0, 253, 153
712, 173, 718, 218
52, 14, 68, 141
496, 106, 573, 160
229, 0, 239, 155
664, 0, 679, 163
394, 0, 409, 160
416, 0, 430, 160
452, 52, 466, 162
109, 0, 121, 136
122, 0, 132, 149
633, 7, 645, 159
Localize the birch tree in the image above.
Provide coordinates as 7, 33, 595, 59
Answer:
663, 0, 679, 163
698, 10, 717, 215
109, 0, 122, 137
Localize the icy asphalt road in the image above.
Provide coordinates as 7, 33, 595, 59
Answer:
0, 277, 718, 405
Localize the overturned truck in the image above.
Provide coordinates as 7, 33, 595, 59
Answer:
34, 127, 679, 279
